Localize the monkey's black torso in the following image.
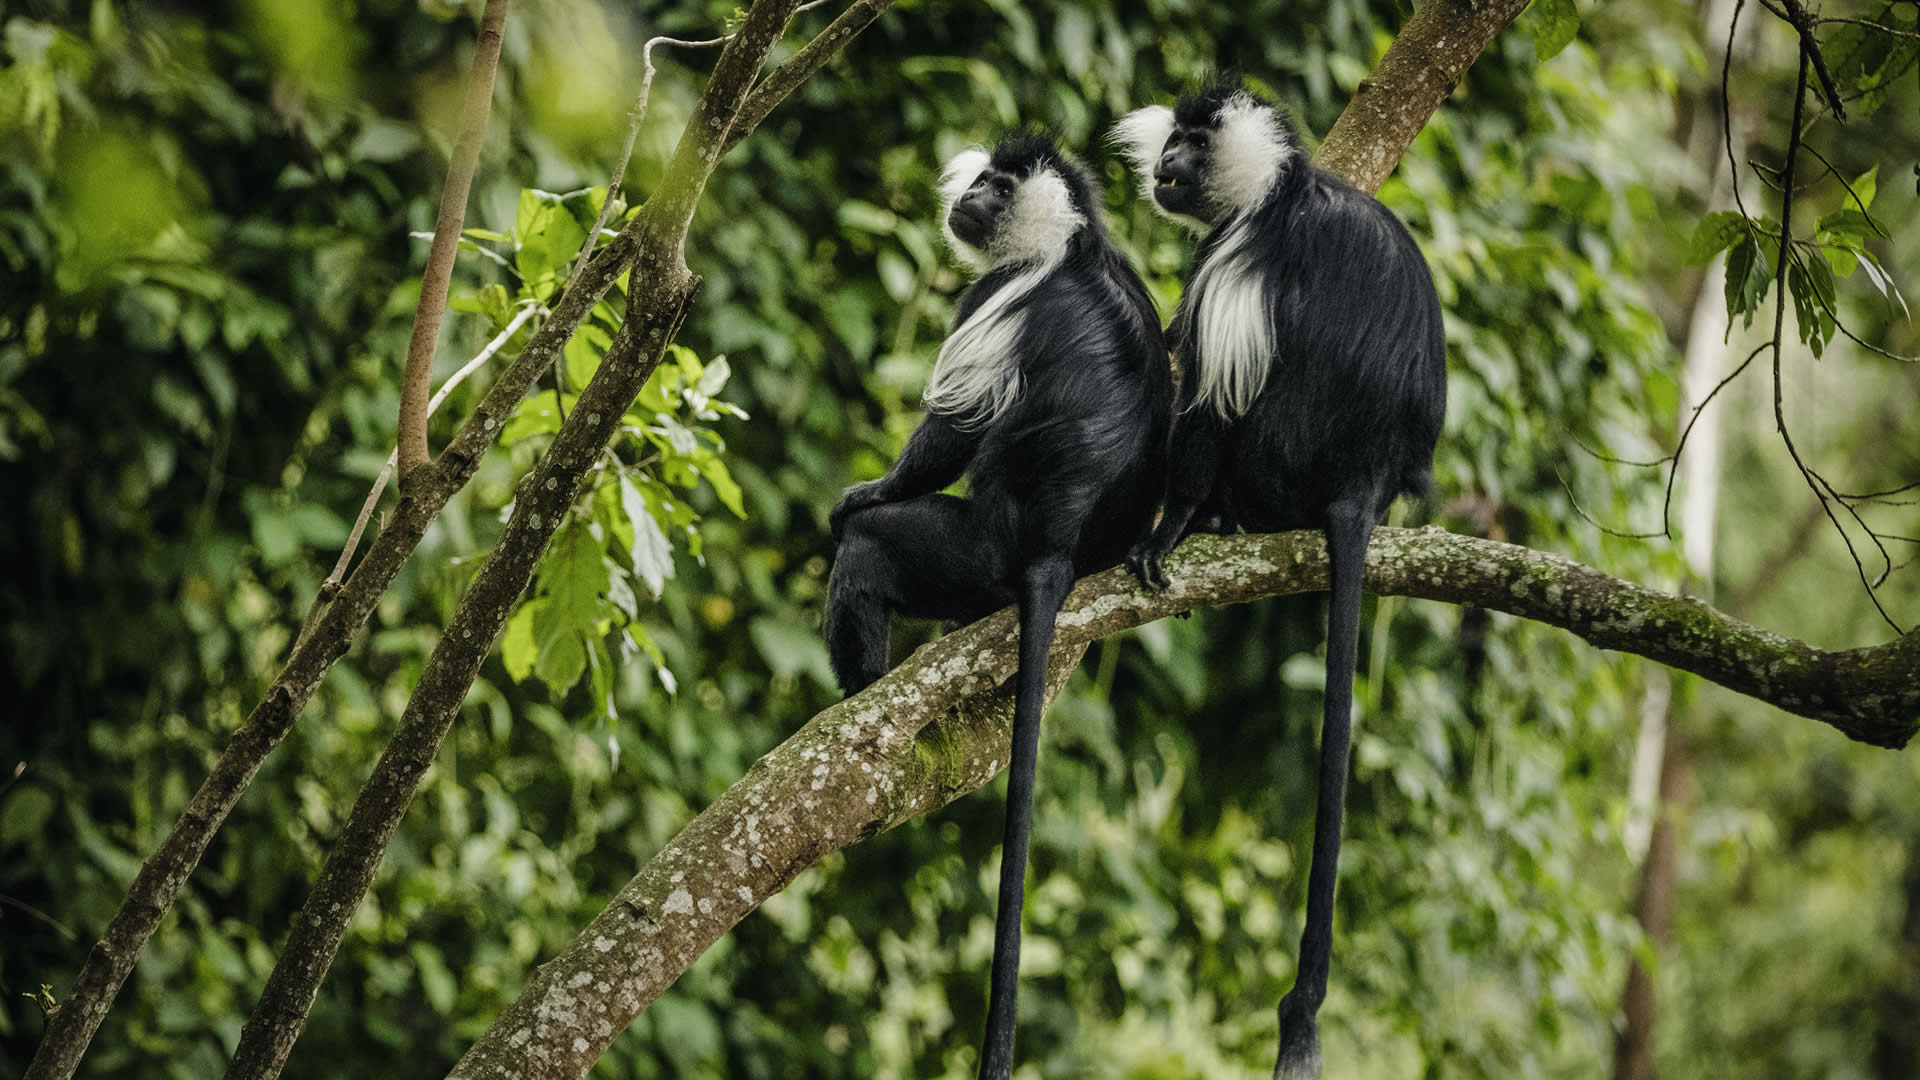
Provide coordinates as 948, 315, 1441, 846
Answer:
1169, 161, 1445, 533
954, 235, 1171, 573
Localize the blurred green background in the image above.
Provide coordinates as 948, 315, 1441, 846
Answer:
3, 0, 1918, 1077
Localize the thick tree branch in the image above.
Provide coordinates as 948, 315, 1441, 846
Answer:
398, 0, 508, 481
1315, 0, 1531, 194
450, 529, 1920, 1078
447, 643, 1088, 1079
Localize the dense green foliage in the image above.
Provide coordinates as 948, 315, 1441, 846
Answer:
3, 0, 1917, 1078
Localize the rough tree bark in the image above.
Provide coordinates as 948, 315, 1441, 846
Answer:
21, 3, 896, 1078
453, 528, 1919, 1078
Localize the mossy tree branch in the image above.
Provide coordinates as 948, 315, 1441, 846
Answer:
449, 529, 1917, 1077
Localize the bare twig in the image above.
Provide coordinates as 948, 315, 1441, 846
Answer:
397, 0, 510, 482
1766, 49, 1903, 632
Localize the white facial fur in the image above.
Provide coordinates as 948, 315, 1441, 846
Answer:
1208, 92, 1292, 214
937, 149, 994, 273
1110, 105, 1177, 209
925, 151, 1086, 425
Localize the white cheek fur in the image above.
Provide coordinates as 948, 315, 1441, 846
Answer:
1208, 93, 1293, 213
925, 162, 1086, 426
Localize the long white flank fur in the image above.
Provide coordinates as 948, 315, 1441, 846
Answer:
925, 150, 1085, 426
1113, 93, 1296, 418
1188, 214, 1272, 418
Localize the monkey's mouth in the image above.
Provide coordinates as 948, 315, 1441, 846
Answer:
948, 204, 993, 247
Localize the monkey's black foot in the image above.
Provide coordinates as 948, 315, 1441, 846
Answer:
1125, 539, 1172, 591
1272, 992, 1323, 1080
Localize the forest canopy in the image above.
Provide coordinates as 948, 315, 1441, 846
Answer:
2, 0, 1917, 1077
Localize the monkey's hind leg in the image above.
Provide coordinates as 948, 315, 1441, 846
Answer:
827, 495, 1009, 697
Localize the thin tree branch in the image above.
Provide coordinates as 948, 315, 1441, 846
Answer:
450, 528, 1920, 1077
23, 0, 895, 1075
221, 3, 808, 1075
722, 0, 897, 156
397, 0, 509, 482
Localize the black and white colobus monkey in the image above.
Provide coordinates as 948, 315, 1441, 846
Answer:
1111, 87, 1446, 1079
825, 134, 1172, 1079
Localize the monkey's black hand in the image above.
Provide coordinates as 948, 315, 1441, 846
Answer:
1125, 536, 1173, 592
830, 480, 892, 543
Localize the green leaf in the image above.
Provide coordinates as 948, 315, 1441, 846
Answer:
1814, 208, 1875, 242
747, 616, 837, 690
696, 454, 747, 519
535, 629, 585, 696
696, 354, 731, 398
1723, 236, 1772, 328
410, 943, 457, 1015
1687, 211, 1747, 265
836, 199, 897, 234
1850, 166, 1879, 211
1521, 0, 1580, 61
620, 476, 675, 598
502, 600, 542, 681
564, 323, 612, 389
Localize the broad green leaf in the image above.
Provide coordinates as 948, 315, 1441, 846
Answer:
837, 199, 897, 234
1521, 0, 1580, 61
696, 454, 747, 519
696, 354, 731, 397
620, 476, 675, 598
563, 323, 612, 388
1723, 236, 1772, 328
1054, 6, 1095, 76
747, 616, 836, 690
1686, 211, 1746, 265
535, 629, 585, 696
502, 600, 542, 681
1850, 166, 1879, 211
1814, 208, 1875, 242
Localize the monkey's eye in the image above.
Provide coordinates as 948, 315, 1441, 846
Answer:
994, 178, 1015, 198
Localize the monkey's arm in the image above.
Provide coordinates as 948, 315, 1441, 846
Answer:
1127, 405, 1225, 590
831, 412, 980, 540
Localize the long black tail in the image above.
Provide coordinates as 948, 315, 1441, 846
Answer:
1274, 502, 1374, 1080
978, 554, 1075, 1080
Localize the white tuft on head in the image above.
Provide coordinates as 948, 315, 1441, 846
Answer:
1209, 92, 1293, 214
937, 148, 994, 272
1109, 105, 1176, 206
1187, 216, 1273, 419
924, 158, 1087, 426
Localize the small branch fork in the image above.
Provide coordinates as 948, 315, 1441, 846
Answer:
1569, 0, 1916, 630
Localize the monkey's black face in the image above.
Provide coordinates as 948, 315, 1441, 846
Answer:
949, 167, 1019, 250
1152, 124, 1216, 221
